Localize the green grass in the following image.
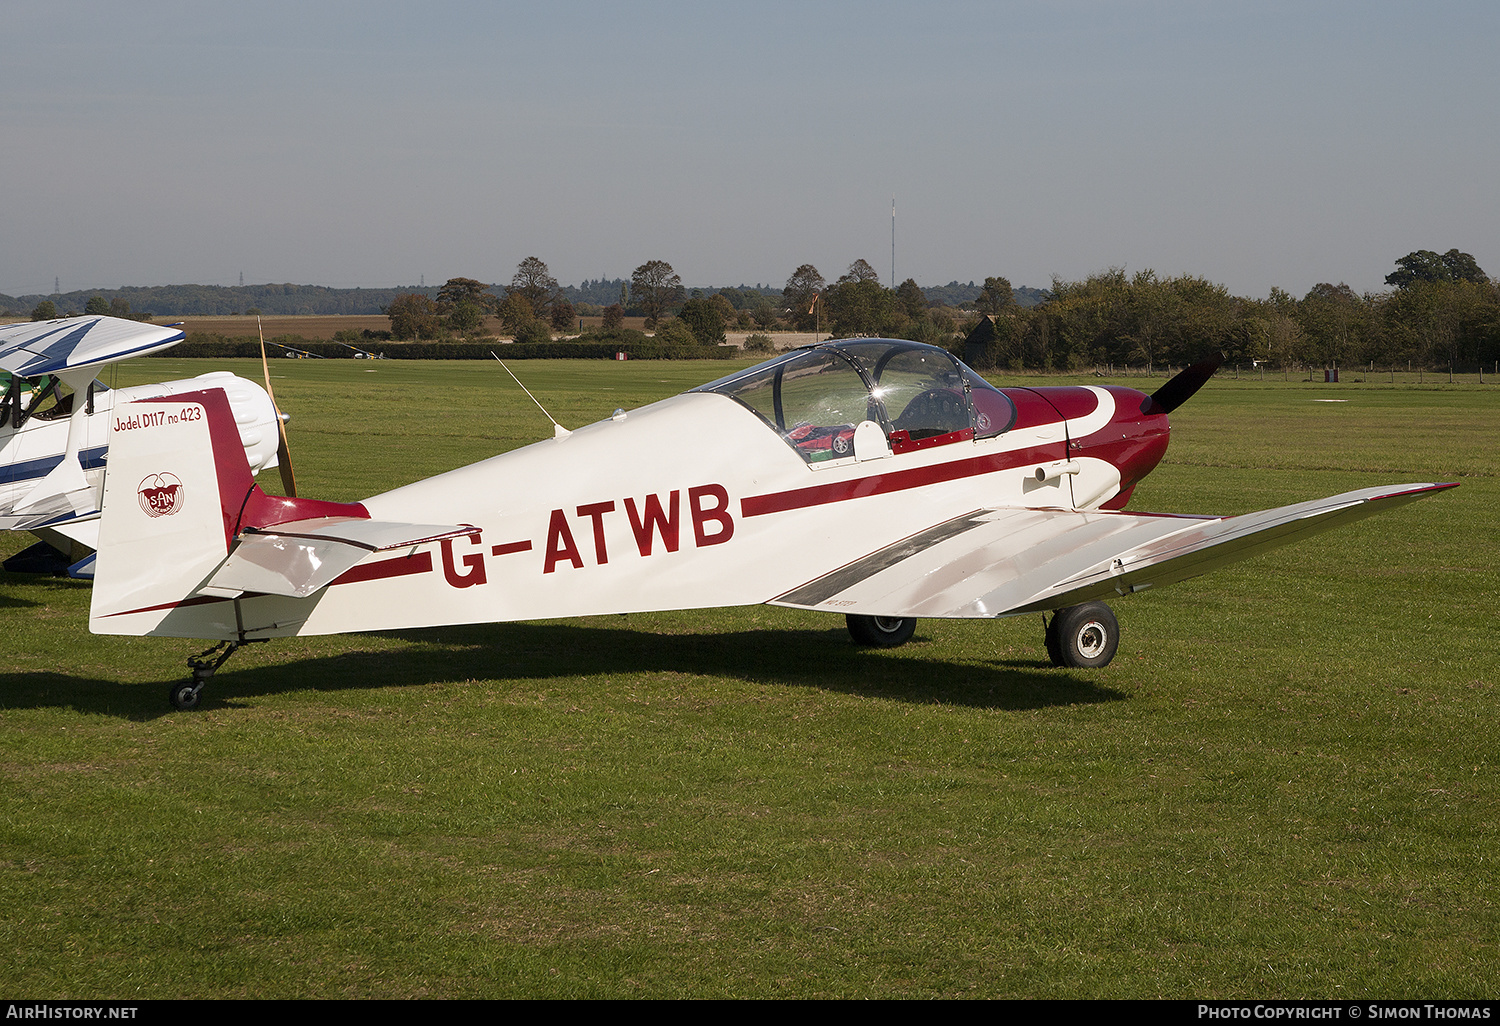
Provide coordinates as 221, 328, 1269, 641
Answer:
2, 361, 1496, 997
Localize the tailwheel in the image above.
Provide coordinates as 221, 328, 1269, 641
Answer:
172, 638, 262, 710
847, 614, 917, 648
1044, 602, 1119, 668
168, 681, 203, 711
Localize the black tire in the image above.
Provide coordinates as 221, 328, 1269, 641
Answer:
846, 614, 917, 648
1044, 614, 1064, 666
168, 682, 202, 711
1048, 602, 1119, 669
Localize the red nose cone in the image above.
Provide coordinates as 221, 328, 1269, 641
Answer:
1076, 387, 1170, 506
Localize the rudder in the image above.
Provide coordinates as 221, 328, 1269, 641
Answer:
89, 388, 254, 637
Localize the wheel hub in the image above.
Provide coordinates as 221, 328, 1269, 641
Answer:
1075, 621, 1107, 658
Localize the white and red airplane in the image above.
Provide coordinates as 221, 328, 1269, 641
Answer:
1, 316, 284, 576
82, 335, 1454, 709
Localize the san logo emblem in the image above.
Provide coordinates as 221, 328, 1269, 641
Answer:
137, 473, 184, 518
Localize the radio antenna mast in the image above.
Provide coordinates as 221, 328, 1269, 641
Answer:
491, 353, 570, 438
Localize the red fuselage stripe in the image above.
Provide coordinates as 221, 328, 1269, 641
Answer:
741, 444, 1059, 518
329, 551, 434, 586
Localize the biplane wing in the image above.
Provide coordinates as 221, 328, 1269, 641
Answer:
0, 316, 185, 378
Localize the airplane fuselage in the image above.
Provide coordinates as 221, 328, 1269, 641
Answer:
94, 354, 1169, 641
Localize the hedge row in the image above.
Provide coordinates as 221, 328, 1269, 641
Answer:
153, 336, 741, 361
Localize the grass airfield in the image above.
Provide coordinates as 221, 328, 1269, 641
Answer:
2, 357, 1495, 998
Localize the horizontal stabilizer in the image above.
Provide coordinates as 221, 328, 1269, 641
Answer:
8, 454, 93, 519
202, 518, 480, 598
770, 482, 1456, 619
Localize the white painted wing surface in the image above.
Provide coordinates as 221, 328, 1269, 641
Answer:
201, 518, 480, 599
770, 483, 1455, 619
0, 316, 186, 377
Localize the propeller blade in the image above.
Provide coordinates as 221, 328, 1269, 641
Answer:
1143, 358, 1221, 415
259, 319, 298, 497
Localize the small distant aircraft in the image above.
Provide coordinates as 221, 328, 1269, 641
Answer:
81, 336, 1454, 709
1, 316, 284, 574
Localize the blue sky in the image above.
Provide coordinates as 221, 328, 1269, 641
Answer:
3, 0, 1497, 299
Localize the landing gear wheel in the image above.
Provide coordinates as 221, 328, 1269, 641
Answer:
1044, 614, 1064, 666
846, 614, 917, 648
168, 682, 203, 711
1046, 602, 1119, 668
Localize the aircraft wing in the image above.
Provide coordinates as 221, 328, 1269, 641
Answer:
199, 519, 481, 599
770, 482, 1456, 619
0, 316, 186, 377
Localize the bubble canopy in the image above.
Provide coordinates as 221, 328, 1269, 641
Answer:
692, 339, 1017, 463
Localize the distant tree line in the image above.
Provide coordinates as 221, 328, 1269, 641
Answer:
960, 251, 1497, 374
2, 283, 432, 319
11, 248, 1496, 372
369, 248, 1500, 372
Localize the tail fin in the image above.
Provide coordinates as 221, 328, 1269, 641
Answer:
89, 389, 254, 637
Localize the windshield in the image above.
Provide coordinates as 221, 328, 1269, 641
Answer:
695, 339, 1015, 463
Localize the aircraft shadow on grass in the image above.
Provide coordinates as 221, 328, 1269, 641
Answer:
3, 620, 1129, 720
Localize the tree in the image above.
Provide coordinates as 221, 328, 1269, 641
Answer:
750, 297, 779, 330
30, 300, 57, 321
709, 293, 736, 323
1297, 283, 1367, 367
823, 277, 894, 338
630, 260, 683, 329
602, 303, 625, 329
678, 296, 726, 345
385, 293, 441, 340
1380, 279, 1497, 373
508, 257, 559, 318
447, 299, 486, 337
975, 276, 1015, 315
782, 264, 825, 330
839, 258, 880, 285
514, 319, 551, 345
550, 296, 576, 332
654, 318, 696, 345
85, 295, 109, 316
1386, 249, 1489, 289
895, 278, 927, 319
437, 277, 495, 312
497, 292, 538, 333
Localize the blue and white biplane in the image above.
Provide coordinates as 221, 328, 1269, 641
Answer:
1, 316, 282, 575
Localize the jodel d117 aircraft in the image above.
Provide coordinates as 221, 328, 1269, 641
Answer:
82, 335, 1454, 709
1, 316, 284, 576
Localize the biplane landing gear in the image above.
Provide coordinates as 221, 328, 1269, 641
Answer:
1044, 602, 1119, 669
847, 614, 917, 648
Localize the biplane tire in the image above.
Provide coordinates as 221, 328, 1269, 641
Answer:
1048, 602, 1118, 669
846, 614, 917, 648
168, 682, 202, 712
